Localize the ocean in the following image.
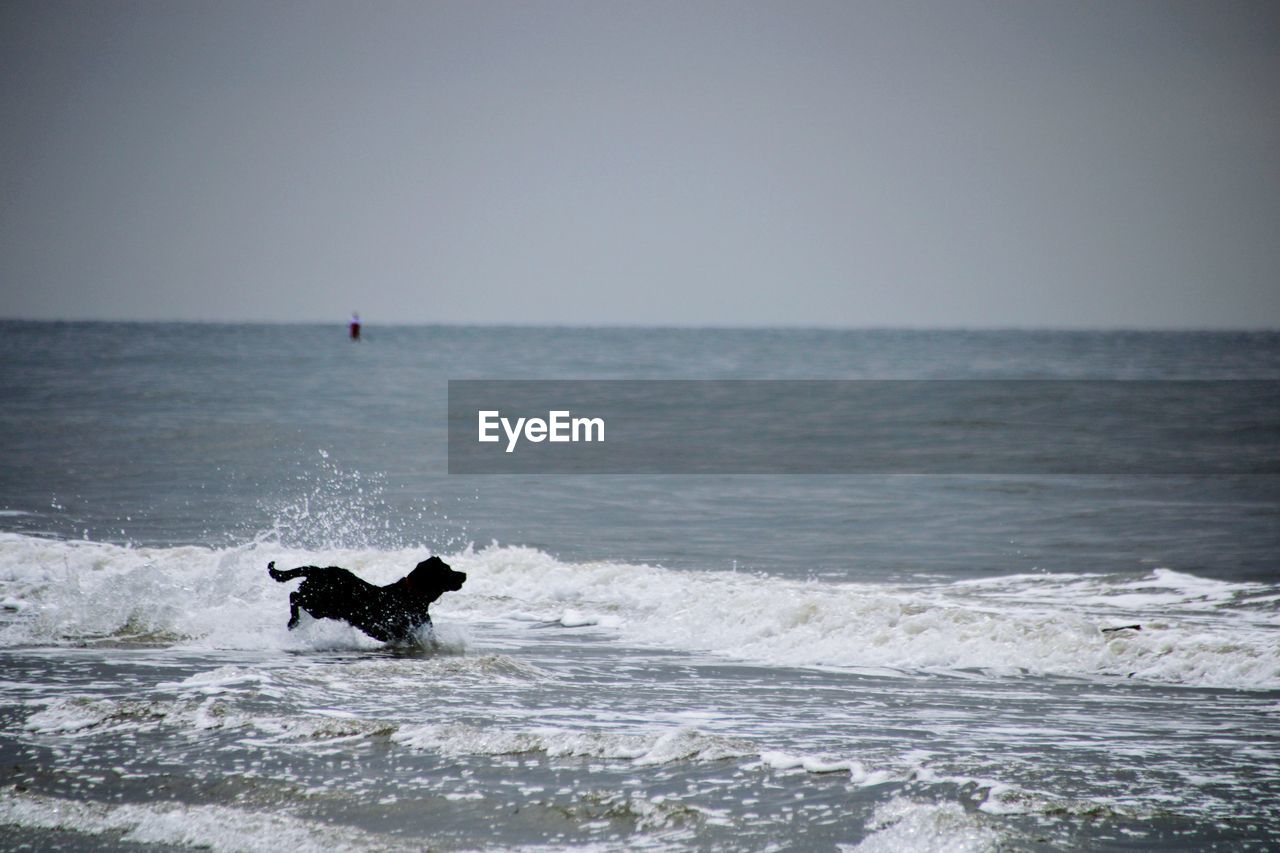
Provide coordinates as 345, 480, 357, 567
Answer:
1, 321, 1277, 850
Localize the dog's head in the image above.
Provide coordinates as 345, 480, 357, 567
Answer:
407, 555, 467, 597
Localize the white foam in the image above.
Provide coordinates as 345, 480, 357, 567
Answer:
1, 533, 1276, 689
24, 696, 250, 737
392, 722, 753, 766
158, 666, 277, 696
848, 798, 1005, 852
0, 788, 407, 851
23, 694, 398, 746
759, 751, 864, 776
445, 543, 1280, 690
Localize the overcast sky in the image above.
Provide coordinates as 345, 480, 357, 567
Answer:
2, 0, 1277, 328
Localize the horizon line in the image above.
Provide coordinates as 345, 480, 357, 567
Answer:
1, 316, 1278, 334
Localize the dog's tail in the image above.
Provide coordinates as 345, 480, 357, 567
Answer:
267, 561, 308, 583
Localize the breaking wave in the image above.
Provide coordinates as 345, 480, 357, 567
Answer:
1, 533, 1276, 689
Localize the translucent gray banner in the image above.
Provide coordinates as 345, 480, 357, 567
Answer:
447, 380, 1280, 474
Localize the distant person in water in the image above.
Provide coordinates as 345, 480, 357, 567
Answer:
349, 312, 361, 341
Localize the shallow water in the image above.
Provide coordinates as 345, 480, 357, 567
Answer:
1, 323, 1278, 850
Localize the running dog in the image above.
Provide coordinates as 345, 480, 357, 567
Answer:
268, 557, 466, 644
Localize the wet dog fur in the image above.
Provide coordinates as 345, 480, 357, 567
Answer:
268, 557, 466, 644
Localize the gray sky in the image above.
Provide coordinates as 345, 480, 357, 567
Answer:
2, 0, 1278, 328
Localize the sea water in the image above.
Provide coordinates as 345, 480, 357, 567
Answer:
0, 322, 1277, 850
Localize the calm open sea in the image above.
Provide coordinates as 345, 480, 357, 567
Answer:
1, 321, 1277, 850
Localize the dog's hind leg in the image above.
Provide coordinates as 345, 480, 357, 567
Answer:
287, 592, 302, 629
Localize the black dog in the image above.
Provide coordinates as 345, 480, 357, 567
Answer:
268, 557, 466, 644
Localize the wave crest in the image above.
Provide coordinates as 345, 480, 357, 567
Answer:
1, 533, 1276, 689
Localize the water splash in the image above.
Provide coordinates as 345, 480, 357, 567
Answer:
253, 450, 467, 553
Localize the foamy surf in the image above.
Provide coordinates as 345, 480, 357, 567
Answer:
452, 544, 1280, 689
392, 722, 754, 766
1, 533, 1276, 689
20, 688, 1125, 821
0, 788, 415, 852
848, 798, 1008, 852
